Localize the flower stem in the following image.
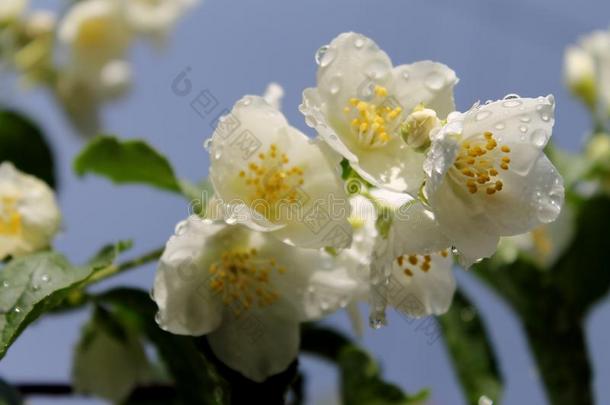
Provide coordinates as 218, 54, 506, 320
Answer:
86, 247, 164, 285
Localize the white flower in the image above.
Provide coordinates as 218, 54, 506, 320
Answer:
564, 30, 610, 112
153, 216, 359, 381
423, 95, 564, 266
58, 0, 132, 77
301, 32, 458, 193
208, 95, 352, 249
0, 0, 27, 22
0, 162, 61, 260
365, 189, 455, 323
123, 0, 200, 40
335, 192, 455, 327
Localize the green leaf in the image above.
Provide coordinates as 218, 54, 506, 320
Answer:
0, 242, 132, 359
0, 378, 22, 405
74, 136, 181, 193
73, 306, 155, 403
302, 324, 427, 405
97, 288, 226, 405
339, 346, 428, 405
438, 291, 502, 405
0, 110, 55, 188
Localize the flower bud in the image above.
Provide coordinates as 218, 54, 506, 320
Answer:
564, 46, 597, 108
400, 108, 440, 149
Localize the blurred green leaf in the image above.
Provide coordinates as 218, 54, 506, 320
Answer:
0, 242, 132, 360
0, 110, 55, 188
73, 306, 155, 403
0, 378, 22, 405
74, 136, 181, 193
438, 291, 501, 404
302, 324, 427, 405
339, 346, 428, 405
97, 288, 226, 405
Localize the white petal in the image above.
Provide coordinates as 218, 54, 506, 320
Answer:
388, 252, 456, 317
315, 32, 393, 120
391, 61, 458, 118
153, 217, 230, 335
207, 315, 299, 382
462, 95, 555, 162
352, 140, 426, 193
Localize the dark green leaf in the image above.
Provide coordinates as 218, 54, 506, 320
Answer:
0, 378, 22, 405
438, 291, 501, 404
73, 306, 155, 403
0, 110, 55, 188
339, 346, 427, 405
97, 288, 226, 405
302, 324, 427, 405
74, 136, 181, 193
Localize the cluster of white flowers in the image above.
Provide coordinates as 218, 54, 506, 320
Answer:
0, 0, 200, 134
153, 32, 564, 381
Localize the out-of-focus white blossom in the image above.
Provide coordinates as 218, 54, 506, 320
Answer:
0, 0, 27, 23
124, 0, 200, 41
0, 162, 61, 260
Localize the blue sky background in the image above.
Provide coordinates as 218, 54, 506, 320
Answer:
1, 0, 610, 403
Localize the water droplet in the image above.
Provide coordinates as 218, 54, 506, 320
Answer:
154, 312, 162, 325
2, 281, 9, 288
451, 246, 459, 255
317, 46, 336, 68
475, 110, 492, 121
503, 93, 521, 100
13, 307, 21, 314
503, 99, 522, 108
401, 70, 410, 80
369, 313, 386, 329
41, 274, 50, 283
520, 115, 531, 123
149, 288, 155, 300
531, 129, 548, 148
424, 71, 445, 91
214, 149, 222, 160
494, 122, 506, 130
354, 37, 364, 49
203, 138, 212, 150
329, 76, 342, 95
225, 216, 237, 225
537, 189, 563, 223
174, 221, 187, 236
519, 125, 528, 133
315, 45, 329, 65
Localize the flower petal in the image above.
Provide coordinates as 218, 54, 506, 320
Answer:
392, 61, 458, 118
207, 314, 299, 382
153, 217, 231, 335
389, 252, 456, 317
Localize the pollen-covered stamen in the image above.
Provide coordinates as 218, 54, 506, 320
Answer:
343, 85, 403, 149
0, 196, 22, 236
209, 248, 286, 316
451, 131, 511, 195
239, 144, 305, 216
396, 250, 448, 277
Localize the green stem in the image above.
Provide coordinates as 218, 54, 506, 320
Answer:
87, 247, 164, 285
524, 321, 593, 405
